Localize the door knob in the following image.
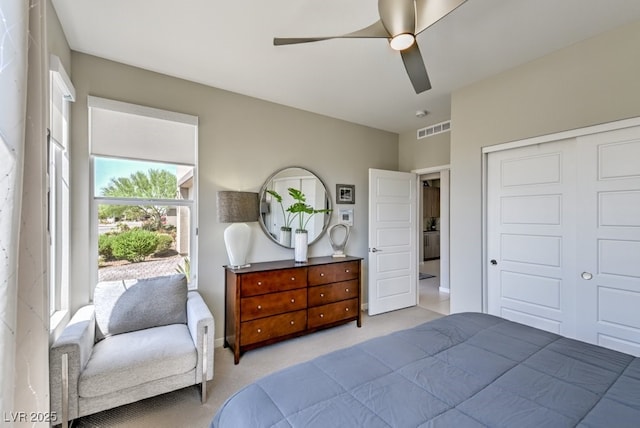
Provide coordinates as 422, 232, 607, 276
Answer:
581, 272, 593, 280
490, 259, 497, 265
370, 248, 382, 253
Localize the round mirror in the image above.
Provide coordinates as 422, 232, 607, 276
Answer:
258, 167, 332, 248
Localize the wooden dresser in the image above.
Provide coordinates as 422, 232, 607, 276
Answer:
224, 256, 362, 363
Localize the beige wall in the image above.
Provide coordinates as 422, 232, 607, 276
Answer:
448, 19, 640, 312
68, 53, 398, 342
47, 0, 71, 71
398, 129, 450, 171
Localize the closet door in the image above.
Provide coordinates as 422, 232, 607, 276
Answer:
487, 139, 577, 336
575, 126, 640, 356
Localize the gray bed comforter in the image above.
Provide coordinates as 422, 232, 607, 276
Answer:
212, 312, 640, 427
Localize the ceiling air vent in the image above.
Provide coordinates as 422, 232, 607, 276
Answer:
417, 120, 451, 140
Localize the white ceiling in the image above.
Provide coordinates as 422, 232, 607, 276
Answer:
51, 0, 640, 134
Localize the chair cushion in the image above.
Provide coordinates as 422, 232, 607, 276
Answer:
78, 324, 197, 398
94, 274, 187, 340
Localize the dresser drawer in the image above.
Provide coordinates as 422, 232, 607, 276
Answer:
241, 289, 307, 321
308, 261, 359, 285
241, 267, 307, 296
240, 310, 307, 346
308, 279, 358, 307
307, 298, 358, 329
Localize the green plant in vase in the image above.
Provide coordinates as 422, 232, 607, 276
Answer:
266, 189, 297, 246
286, 187, 332, 262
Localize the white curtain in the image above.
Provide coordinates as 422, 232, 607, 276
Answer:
0, 0, 47, 418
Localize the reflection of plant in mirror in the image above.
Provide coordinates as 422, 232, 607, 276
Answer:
286, 188, 332, 232
266, 190, 295, 231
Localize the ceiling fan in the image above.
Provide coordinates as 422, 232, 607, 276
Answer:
274, 0, 468, 94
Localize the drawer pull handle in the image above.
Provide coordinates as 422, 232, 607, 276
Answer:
290, 320, 295, 325
320, 293, 325, 298
320, 314, 324, 318
291, 277, 295, 281
345, 269, 350, 273
257, 328, 262, 333
290, 298, 295, 303
320, 273, 325, 277
257, 305, 262, 310
345, 308, 349, 312
345, 288, 349, 292
257, 281, 262, 285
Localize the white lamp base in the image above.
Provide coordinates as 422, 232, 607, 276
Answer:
224, 223, 251, 268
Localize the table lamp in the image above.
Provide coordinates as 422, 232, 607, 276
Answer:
217, 191, 259, 268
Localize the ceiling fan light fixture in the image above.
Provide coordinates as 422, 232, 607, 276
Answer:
389, 33, 415, 51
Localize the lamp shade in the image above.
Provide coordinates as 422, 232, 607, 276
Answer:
217, 191, 259, 223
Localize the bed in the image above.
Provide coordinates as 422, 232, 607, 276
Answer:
211, 312, 640, 427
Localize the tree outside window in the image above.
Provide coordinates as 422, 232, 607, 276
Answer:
95, 159, 194, 283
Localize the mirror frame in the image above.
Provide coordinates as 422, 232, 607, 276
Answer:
258, 166, 332, 248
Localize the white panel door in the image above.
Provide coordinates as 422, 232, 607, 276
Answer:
575, 127, 640, 356
487, 140, 577, 335
368, 169, 417, 315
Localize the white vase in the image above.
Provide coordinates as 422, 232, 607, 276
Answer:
279, 227, 292, 247
294, 230, 308, 263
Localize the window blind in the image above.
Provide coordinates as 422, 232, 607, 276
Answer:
88, 96, 197, 165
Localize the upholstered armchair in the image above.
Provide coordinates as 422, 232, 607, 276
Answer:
50, 274, 214, 426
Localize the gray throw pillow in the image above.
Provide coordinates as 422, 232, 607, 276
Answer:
94, 274, 188, 340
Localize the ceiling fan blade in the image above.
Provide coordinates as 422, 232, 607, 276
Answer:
274, 20, 389, 46
378, 0, 416, 36
415, 0, 468, 35
400, 43, 431, 93
274, 37, 333, 46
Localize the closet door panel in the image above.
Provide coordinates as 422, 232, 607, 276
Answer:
487, 139, 577, 336
576, 127, 640, 356
488, 121, 640, 357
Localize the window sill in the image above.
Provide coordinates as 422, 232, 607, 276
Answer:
50, 310, 70, 340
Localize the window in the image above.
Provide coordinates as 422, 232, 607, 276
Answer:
49, 56, 75, 318
94, 158, 194, 282
88, 97, 198, 290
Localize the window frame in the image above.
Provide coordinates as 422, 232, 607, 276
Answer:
91, 158, 197, 288
48, 132, 69, 316
87, 99, 199, 297
48, 55, 75, 328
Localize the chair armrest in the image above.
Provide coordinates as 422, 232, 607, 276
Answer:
50, 304, 96, 420
187, 291, 214, 383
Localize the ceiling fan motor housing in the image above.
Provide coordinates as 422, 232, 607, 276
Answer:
378, 0, 417, 39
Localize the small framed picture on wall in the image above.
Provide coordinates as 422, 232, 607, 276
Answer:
336, 184, 355, 204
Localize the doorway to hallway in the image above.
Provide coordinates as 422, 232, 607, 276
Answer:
416, 167, 450, 315
419, 259, 449, 314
